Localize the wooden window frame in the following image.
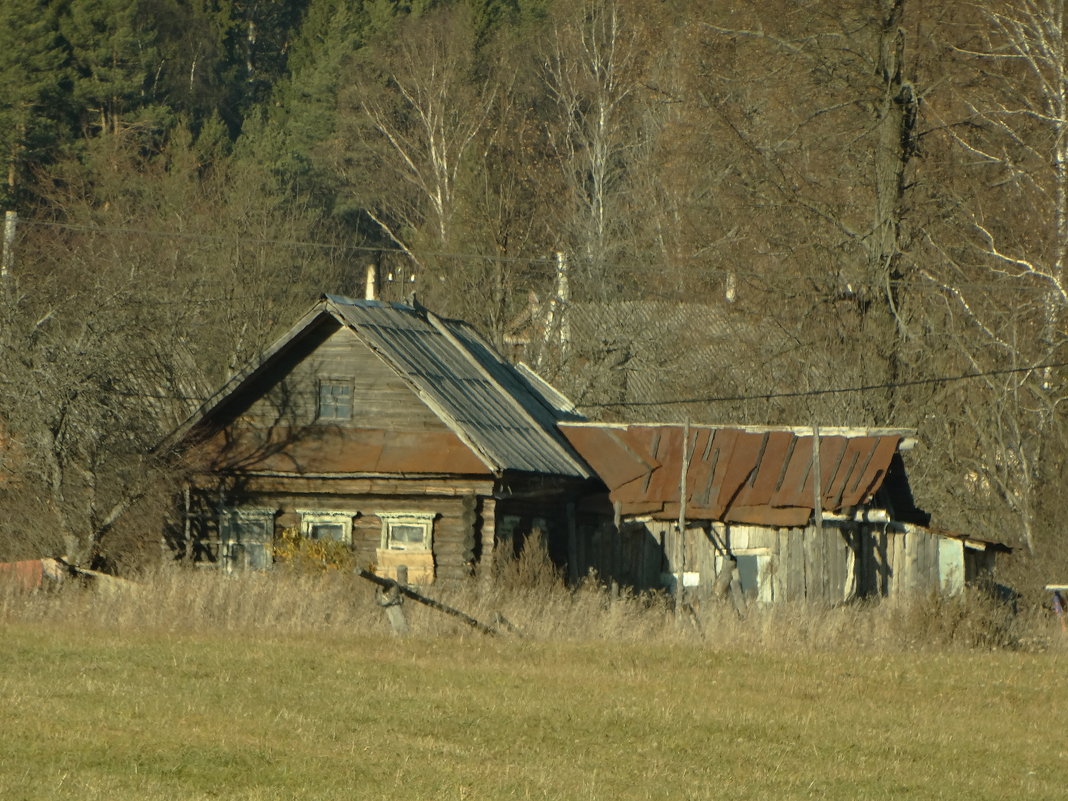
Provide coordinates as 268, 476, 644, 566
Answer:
719, 548, 773, 604
317, 377, 353, 422
378, 511, 435, 552
297, 510, 355, 544
219, 506, 276, 572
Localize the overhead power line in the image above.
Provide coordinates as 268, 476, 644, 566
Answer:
13, 360, 1059, 410
591, 361, 1068, 408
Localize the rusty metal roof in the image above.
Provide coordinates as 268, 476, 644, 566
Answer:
324, 296, 589, 478
560, 422, 902, 526
193, 426, 490, 475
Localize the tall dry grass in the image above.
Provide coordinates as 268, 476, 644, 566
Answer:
0, 538, 1056, 651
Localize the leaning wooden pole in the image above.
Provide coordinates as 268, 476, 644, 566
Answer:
355, 568, 499, 636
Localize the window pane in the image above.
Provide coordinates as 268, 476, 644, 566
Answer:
736, 554, 760, 597
319, 380, 352, 420
390, 524, 425, 547
309, 523, 345, 542
223, 513, 271, 544
246, 543, 270, 570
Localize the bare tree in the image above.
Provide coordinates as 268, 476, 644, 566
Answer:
538, 0, 651, 296
335, 6, 497, 275
912, 0, 1068, 554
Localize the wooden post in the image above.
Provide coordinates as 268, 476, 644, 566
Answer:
479, 497, 496, 587
676, 419, 691, 613
377, 564, 410, 635
566, 502, 579, 584
182, 485, 192, 561
810, 423, 822, 598
812, 424, 823, 529
358, 568, 499, 635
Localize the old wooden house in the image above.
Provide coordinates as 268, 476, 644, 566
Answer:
165, 294, 595, 583
559, 422, 1009, 602
165, 294, 1007, 601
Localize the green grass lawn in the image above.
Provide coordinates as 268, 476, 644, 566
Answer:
0, 623, 1065, 800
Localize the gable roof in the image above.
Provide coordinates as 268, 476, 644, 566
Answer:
166, 295, 590, 479
560, 422, 911, 527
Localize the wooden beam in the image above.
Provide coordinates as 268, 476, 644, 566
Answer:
356, 568, 499, 635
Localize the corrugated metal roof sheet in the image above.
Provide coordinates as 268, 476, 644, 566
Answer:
560, 422, 901, 526
326, 296, 589, 478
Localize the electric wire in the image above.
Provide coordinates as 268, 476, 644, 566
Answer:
591, 360, 1068, 408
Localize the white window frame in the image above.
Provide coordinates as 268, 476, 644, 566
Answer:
378, 511, 434, 552
219, 506, 276, 572
297, 510, 356, 544
718, 548, 773, 604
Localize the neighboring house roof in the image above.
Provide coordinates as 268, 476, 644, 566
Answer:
508, 299, 795, 420
0, 558, 65, 589
560, 422, 912, 527
167, 295, 590, 479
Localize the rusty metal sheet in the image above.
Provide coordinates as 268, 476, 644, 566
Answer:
557, 425, 657, 490
814, 436, 848, 508
825, 437, 872, 509
847, 435, 900, 506
643, 426, 685, 503
700, 428, 740, 517
0, 560, 46, 590
724, 504, 810, 527
195, 426, 490, 475
771, 437, 814, 508
561, 422, 902, 528
730, 430, 794, 511
714, 430, 762, 518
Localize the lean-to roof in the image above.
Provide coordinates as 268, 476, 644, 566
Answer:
560, 422, 907, 526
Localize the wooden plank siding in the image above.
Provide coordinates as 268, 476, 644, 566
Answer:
241, 319, 447, 432
561, 517, 977, 605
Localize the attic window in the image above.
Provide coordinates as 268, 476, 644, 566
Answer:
318, 379, 353, 421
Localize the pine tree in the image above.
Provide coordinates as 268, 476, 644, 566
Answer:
244, 0, 368, 203
0, 0, 69, 208
61, 0, 166, 137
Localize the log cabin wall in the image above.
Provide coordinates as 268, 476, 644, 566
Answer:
179, 477, 497, 584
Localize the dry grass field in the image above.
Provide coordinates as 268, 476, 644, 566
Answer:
0, 567, 1065, 800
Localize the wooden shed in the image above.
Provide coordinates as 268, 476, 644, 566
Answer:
559, 422, 1009, 602
163, 295, 593, 583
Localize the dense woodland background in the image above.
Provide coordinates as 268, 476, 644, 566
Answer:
0, 0, 1063, 589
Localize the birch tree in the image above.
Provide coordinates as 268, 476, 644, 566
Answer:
916, 0, 1068, 553
335, 6, 497, 272
539, 0, 648, 295
938, 0, 1067, 355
